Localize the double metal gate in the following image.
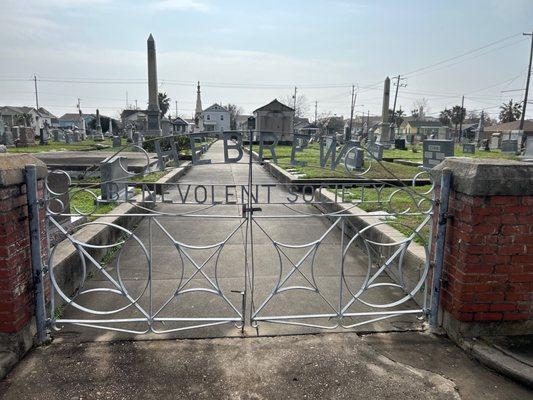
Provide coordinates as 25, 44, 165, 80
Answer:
29, 133, 447, 338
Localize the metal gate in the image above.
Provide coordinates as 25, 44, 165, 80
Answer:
31, 132, 446, 338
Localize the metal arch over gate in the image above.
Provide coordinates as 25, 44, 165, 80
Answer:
36, 131, 446, 337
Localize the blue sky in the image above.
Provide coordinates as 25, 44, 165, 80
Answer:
1, 0, 532, 120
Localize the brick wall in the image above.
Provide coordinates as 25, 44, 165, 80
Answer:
439, 191, 532, 324
0, 176, 47, 334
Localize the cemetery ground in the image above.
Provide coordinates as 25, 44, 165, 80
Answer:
7, 138, 114, 153
274, 143, 518, 180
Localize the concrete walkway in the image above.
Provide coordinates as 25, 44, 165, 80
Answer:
56, 140, 424, 341
1, 332, 531, 399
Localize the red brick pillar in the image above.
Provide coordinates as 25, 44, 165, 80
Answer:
431, 158, 533, 338
0, 154, 47, 360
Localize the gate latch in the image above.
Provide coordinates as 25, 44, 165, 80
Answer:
242, 204, 262, 216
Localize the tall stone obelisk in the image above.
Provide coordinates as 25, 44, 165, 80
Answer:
146, 34, 162, 136
94, 109, 104, 141
194, 81, 202, 127
378, 77, 391, 145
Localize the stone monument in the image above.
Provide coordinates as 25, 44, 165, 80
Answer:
422, 139, 454, 168
377, 77, 391, 146
145, 34, 162, 136
94, 109, 104, 141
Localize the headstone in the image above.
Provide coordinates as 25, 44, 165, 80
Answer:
100, 156, 132, 201
394, 138, 406, 150
500, 139, 518, 153
462, 143, 476, 154
368, 142, 384, 161
525, 136, 533, 158
4, 125, 13, 147
0, 145, 7, 153
132, 131, 142, 151
72, 130, 80, 142
65, 132, 73, 144
345, 147, 364, 170
47, 171, 70, 219
53, 130, 60, 142
112, 136, 122, 148
422, 139, 454, 168
126, 125, 133, 142
15, 127, 36, 147
0, 120, 4, 144
490, 133, 500, 150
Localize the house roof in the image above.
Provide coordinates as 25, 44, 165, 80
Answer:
59, 113, 94, 121
405, 120, 444, 128
202, 104, 228, 113
254, 99, 294, 113
485, 119, 533, 133
121, 109, 147, 119
171, 116, 189, 126
0, 106, 35, 114
37, 107, 56, 118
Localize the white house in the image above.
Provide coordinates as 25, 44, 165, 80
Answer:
199, 104, 230, 132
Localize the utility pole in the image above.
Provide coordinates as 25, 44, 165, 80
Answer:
520, 31, 533, 148
135, 99, 138, 109
458, 95, 465, 142
292, 86, 297, 130
175, 100, 178, 118
314, 100, 318, 124
391, 75, 406, 139
33, 74, 39, 110
348, 85, 356, 141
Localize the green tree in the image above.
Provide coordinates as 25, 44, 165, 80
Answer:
499, 99, 521, 123
158, 92, 171, 117
439, 108, 452, 126
389, 108, 405, 127
225, 103, 243, 130
450, 105, 466, 137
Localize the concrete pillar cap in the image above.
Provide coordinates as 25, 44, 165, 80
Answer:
0, 154, 47, 187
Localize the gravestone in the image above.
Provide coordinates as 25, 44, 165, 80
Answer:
15, 127, 36, 147
490, 134, 500, 150
525, 136, 533, 158
0, 120, 4, 144
0, 145, 6, 153
462, 143, 476, 154
422, 139, 454, 168
112, 136, 122, 148
368, 142, 384, 161
500, 139, 518, 153
132, 131, 142, 151
53, 130, 60, 142
72, 130, 80, 142
126, 125, 133, 142
394, 138, 406, 150
47, 172, 70, 220
3, 125, 14, 147
100, 156, 133, 201
345, 147, 364, 170
65, 132, 73, 144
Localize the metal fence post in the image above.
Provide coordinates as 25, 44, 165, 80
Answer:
429, 168, 452, 328
25, 164, 49, 344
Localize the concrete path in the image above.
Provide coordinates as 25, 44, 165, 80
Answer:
56, 140, 424, 341
1, 332, 531, 399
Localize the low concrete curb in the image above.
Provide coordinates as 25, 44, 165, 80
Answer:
460, 338, 533, 388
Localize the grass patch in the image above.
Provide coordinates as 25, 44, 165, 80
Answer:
336, 184, 433, 246
69, 188, 116, 221
8, 139, 113, 153
383, 144, 518, 161
272, 144, 422, 179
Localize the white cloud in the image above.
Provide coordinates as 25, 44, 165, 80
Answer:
151, 0, 211, 12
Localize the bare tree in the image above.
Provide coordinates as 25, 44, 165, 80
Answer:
225, 103, 243, 130
412, 98, 430, 119
282, 93, 310, 118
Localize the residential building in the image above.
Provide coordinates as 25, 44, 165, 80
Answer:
253, 99, 295, 142
199, 104, 230, 132
0, 106, 56, 132
483, 120, 533, 141
399, 119, 447, 139
58, 113, 95, 129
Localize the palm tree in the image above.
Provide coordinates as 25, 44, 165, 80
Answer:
439, 108, 452, 126
158, 92, 171, 117
499, 99, 521, 123
450, 105, 465, 138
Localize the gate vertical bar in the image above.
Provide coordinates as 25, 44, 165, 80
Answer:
429, 168, 452, 328
25, 164, 49, 344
